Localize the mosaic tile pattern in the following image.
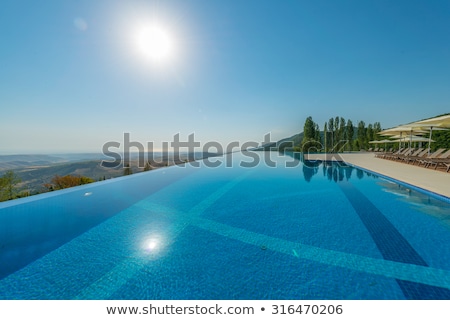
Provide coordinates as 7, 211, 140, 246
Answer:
338, 180, 450, 299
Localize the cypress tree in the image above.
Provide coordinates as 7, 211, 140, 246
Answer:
346, 119, 354, 151
328, 118, 334, 152
357, 121, 366, 150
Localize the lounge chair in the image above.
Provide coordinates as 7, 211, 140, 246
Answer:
376, 148, 395, 159
389, 148, 413, 161
391, 148, 414, 161
399, 148, 424, 163
443, 163, 450, 173
416, 148, 446, 167
403, 149, 428, 165
434, 159, 450, 172
382, 148, 405, 160
423, 149, 450, 169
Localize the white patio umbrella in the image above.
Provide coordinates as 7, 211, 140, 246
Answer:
389, 134, 424, 139
369, 139, 393, 143
407, 115, 450, 155
391, 136, 434, 143
378, 126, 428, 149
369, 139, 394, 151
410, 114, 450, 127
378, 125, 428, 136
389, 134, 425, 143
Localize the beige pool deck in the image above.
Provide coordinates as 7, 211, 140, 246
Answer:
304, 152, 450, 199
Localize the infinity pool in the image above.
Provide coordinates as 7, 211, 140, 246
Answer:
1, 152, 450, 299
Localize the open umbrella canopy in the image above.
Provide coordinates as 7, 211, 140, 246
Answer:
378, 115, 450, 155
405, 122, 449, 132
391, 136, 434, 143
389, 134, 423, 139
369, 139, 393, 152
410, 114, 450, 128
369, 139, 393, 144
378, 126, 427, 136
378, 125, 430, 149
406, 115, 450, 155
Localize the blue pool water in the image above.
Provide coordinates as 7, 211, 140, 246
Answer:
1, 152, 450, 299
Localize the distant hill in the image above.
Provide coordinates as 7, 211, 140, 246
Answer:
0, 154, 68, 170
277, 132, 305, 148
0, 153, 111, 170
7, 160, 124, 194
0, 152, 220, 195
253, 132, 304, 151
255, 127, 361, 151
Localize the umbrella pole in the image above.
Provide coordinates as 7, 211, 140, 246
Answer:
428, 127, 433, 156
409, 129, 412, 150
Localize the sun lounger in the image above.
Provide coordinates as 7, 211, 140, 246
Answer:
403, 149, 428, 164
423, 149, 450, 169
393, 148, 413, 161
389, 148, 413, 161
381, 148, 405, 160
444, 163, 450, 173
416, 148, 446, 167
433, 160, 450, 172
375, 148, 396, 159
398, 148, 424, 163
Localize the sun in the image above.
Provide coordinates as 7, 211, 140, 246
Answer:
135, 23, 174, 64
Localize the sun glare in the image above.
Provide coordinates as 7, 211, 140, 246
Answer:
135, 23, 174, 64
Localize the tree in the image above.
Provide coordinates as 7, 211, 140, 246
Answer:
328, 118, 335, 151
373, 122, 382, 134
335, 116, 340, 146
0, 175, 6, 201
302, 117, 321, 152
303, 116, 316, 141
298, 115, 383, 153
314, 123, 321, 145
124, 163, 132, 175
346, 119, 354, 151
80, 176, 94, 185
44, 175, 94, 191
366, 124, 374, 144
339, 117, 346, 141
432, 130, 450, 150
0, 170, 21, 201
357, 121, 367, 150
144, 162, 152, 171
335, 117, 346, 151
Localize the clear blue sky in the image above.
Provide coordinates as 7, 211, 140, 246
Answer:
1, 0, 450, 153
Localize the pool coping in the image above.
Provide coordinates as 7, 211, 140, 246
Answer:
343, 162, 450, 204
304, 152, 450, 203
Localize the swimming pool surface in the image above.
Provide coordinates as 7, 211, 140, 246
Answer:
1, 152, 450, 299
